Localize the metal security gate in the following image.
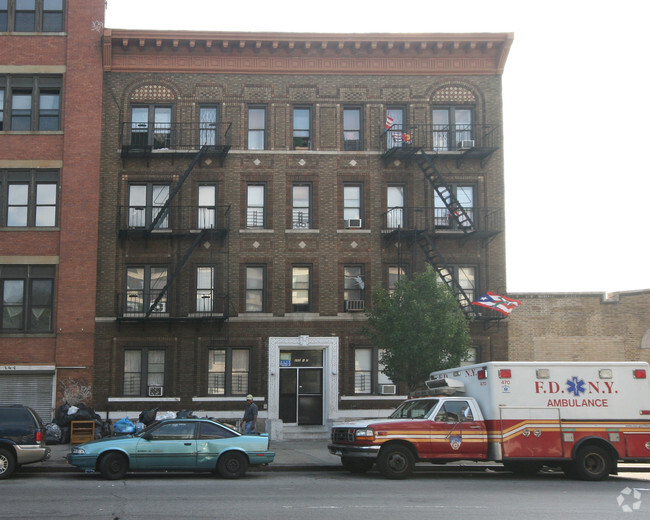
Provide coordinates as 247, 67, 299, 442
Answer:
0, 373, 54, 422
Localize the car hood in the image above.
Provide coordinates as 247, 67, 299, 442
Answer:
332, 418, 422, 429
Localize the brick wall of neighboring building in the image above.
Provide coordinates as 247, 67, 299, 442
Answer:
508, 290, 650, 364
0, 0, 104, 421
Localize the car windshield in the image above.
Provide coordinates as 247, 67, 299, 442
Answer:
389, 399, 438, 419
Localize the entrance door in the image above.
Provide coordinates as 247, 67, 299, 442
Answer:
278, 350, 323, 425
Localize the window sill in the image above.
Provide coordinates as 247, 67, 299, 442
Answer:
285, 229, 319, 234
192, 396, 265, 403
0, 227, 60, 231
239, 228, 274, 233
0, 130, 63, 135
337, 228, 370, 233
340, 395, 407, 400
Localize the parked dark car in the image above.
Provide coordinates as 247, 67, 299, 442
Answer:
67, 417, 274, 479
0, 405, 51, 479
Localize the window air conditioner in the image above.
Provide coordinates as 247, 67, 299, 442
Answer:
345, 218, 362, 229
153, 302, 166, 313
459, 140, 475, 150
380, 384, 397, 395
345, 299, 365, 312
148, 386, 163, 397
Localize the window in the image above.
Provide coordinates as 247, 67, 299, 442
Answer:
343, 107, 362, 150
439, 265, 476, 306
246, 184, 265, 228
388, 265, 406, 294
0, 76, 61, 131
128, 184, 169, 229
196, 266, 214, 313
14, 0, 35, 31
130, 105, 172, 149
386, 185, 405, 229
354, 348, 393, 395
434, 185, 474, 229
343, 184, 362, 227
199, 106, 218, 146
123, 348, 165, 397
292, 106, 311, 150
207, 348, 250, 395
198, 184, 216, 229
292, 183, 311, 229
433, 107, 473, 151
0, 264, 54, 332
125, 266, 168, 314
247, 106, 266, 150
291, 265, 311, 312
1, 169, 58, 227
41, 0, 63, 32
386, 106, 405, 148
344, 265, 364, 312
0, 1, 7, 31
245, 266, 265, 312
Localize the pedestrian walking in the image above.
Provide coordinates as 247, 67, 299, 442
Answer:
242, 394, 258, 433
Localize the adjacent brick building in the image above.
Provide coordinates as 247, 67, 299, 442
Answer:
508, 290, 650, 364
94, 28, 514, 438
0, 0, 104, 420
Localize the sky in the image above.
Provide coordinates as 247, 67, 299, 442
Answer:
104, 0, 650, 294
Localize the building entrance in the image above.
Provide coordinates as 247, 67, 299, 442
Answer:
278, 350, 323, 425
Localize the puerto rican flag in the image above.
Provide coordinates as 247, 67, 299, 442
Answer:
472, 292, 521, 315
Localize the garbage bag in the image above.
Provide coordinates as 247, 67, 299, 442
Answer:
55, 403, 71, 426
45, 423, 62, 445
113, 417, 136, 433
139, 407, 158, 426
176, 409, 194, 419
67, 405, 79, 416
155, 411, 176, 420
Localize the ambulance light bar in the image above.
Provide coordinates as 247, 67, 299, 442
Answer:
425, 377, 465, 395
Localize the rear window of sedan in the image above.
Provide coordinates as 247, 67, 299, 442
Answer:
198, 421, 236, 439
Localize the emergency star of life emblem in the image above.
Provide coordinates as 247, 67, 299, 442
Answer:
566, 376, 586, 397
449, 436, 462, 450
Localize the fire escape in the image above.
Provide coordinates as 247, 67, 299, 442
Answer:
117, 121, 232, 323
381, 123, 505, 321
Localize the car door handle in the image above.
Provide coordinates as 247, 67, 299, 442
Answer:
184, 442, 192, 445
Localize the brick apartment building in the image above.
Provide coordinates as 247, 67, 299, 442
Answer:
0, 0, 104, 421
94, 27, 513, 438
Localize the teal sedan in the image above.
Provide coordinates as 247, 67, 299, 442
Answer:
66, 418, 274, 479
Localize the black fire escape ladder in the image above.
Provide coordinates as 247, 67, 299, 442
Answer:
144, 229, 209, 318
414, 149, 474, 232
415, 232, 479, 319
147, 145, 208, 233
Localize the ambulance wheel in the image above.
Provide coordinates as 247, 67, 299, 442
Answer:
574, 445, 613, 481
341, 457, 373, 474
377, 445, 414, 479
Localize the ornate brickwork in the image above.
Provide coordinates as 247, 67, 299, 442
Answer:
130, 84, 176, 101
432, 86, 476, 104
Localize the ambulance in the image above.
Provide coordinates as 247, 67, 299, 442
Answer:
328, 361, 650, 480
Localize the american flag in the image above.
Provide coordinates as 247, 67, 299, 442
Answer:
385, 115, 394, 129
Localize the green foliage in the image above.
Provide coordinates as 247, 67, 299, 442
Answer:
363, 265, 472, 394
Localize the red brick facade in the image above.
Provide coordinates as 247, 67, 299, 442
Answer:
0, 0, 104, 421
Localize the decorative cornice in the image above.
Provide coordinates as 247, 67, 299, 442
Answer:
103, 29, 513, 76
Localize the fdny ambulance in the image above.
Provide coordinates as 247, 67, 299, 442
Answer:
328, 361, 650, 480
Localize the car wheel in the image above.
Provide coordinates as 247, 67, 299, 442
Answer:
573, 445, 613, 481
341, 457, 374, 474
99, 452, 128, 480
217, 451, 248, 479
0, 448, 17, 480
377, 445, 414, 480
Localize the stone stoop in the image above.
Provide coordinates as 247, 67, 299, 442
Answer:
280, 424, 330, 441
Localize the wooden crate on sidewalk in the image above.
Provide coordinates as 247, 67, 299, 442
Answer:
70, 420, 95, 444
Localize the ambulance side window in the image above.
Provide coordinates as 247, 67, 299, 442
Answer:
435, 401, 473, 422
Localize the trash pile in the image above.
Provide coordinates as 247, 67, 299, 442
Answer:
45, 405, 202, 444
45, 402, 111, 445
